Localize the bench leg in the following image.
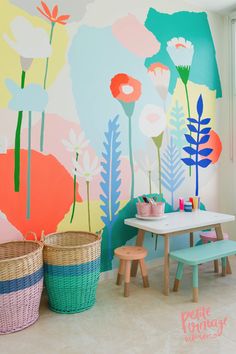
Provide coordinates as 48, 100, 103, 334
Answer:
214, 260, 219, 273
116, 260, 125, 285
192, 265, 199, 303
190, 232, 194, 247
222, 257, 227, 277
139, 259, 150, 288
173, 262, 184, 292
226, 257, 232, 275
124, 260, 131, 297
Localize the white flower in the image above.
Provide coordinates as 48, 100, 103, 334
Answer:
148, 62, 170, 101
3, 16, 51, 58
139, 104, 166, 138
62, 129, 89, 154
167, 37, 194, 67
73, 151, 100, 182
0, 136, 7, 154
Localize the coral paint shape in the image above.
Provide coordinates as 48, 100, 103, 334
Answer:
37, 1, 70, 25
201, 130, 222, 164
0, 150, 82, 239
112, 14, 160, 58
110, 74, 141, 103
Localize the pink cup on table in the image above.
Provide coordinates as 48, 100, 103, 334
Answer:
136, 203, 151, 217
151, 202, 165, 217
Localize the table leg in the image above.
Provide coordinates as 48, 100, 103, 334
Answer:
163, 235, 170, 296
215, 224, 232, 275
190, 232, 194, 247
131, 229, 145, 277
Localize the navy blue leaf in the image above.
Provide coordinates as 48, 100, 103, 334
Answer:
200, 127, 211, 134
183, 146, 197, 155
187, 118, 198, 124
185, 134, 197, 145
199, 135, 210, 144
100, 115, 121, 261
198, 159, 212, 168
161, 137, 185, 207
200, 118, 211, 125
181, 158, 196, 166
197, 94, 203, 117
187, 124, 198, 133
198, 148, 213, 156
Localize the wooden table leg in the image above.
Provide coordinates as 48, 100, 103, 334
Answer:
131, 229, 145, 277
215, 224, 232, 274
163, 235, 170, 296
190, 232, 194, 247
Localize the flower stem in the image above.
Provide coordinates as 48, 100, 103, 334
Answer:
128, 115, 134, 199
184, 82, 192, 177
86, 181, 91, 232
157, 146, 162, 195
40, 22, 55, 152
14, 70, 26, 192
26, 111, 32, 219
148, 170, 152, 194
70, 152, 79, 223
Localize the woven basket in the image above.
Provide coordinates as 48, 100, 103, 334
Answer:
0, 240, 43, 334
43, 231, 101, 314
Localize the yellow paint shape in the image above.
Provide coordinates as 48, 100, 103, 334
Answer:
57, 200, 128, 233
0, 0, 68, 107
167, 79, 216, 128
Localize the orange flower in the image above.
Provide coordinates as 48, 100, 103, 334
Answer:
37, 1, 70, 25
110, 73, 141, 103
201, 130, 222, 164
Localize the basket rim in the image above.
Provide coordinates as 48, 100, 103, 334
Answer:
0, 240, 43, 264
43, 230, 101, 250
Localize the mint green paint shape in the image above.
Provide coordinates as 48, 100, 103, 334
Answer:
145, 10, 222, 98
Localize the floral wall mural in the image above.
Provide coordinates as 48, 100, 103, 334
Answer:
0, 0, 223, 271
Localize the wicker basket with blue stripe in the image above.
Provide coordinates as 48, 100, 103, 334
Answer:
43, 231, 101, 314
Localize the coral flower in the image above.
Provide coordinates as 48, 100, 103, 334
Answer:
148, 62, 170, 101
110, 73, 141, 103
37, 1, 70, 25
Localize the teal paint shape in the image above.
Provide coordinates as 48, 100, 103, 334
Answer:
145, 9, 222, 98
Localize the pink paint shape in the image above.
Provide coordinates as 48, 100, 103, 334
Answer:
0, 215, 23, 244
112, 14, 160, 58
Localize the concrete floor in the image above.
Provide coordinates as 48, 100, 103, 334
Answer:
1, 258, 236, 354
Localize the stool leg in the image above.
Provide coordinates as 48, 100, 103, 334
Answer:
139, 259, 150, 288
124, 260, 131, 297
226, 257, 232, 274
214, 260, 219, 273
173, 262, 184, 292
116, 260, 125, 285
222, 257, 227, 277
192, 265, 199, 303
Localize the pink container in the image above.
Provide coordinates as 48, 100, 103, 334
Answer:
136, 203, 151, 217
151, 202, 165, 216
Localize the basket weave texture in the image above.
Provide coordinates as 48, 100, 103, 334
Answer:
43, 231, 101, 314
0, 241, 43, 334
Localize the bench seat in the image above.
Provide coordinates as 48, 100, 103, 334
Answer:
169, 240, 236, 302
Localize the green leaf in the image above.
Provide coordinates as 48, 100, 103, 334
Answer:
152, 132, 164, 149
176, 66, 190, 85
120, 101, 135, 118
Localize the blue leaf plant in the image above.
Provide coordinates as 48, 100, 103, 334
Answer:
100, 115, 121, 262
161, 137, 185, 208
181, 94, 213, 196
169, 100, 187, 150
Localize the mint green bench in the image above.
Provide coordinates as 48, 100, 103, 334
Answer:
170, 240, 236, 302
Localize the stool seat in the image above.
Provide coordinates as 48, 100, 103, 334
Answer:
114, 246, 147, 261
200, 231, 229, 243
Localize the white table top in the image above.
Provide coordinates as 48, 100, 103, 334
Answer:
124, 211, 235, 234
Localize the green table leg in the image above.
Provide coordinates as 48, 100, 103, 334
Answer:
173, 262, 184, 292
192, 265, 199, 302
222, 257, 227, 277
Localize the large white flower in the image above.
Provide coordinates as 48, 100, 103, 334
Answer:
3, 16, 51, 59
0, 136, 7, 154
73, 151, 100, 182
62, 129, 89, 154
167, 37, 194, 67
148, 62, 170, 101
139, 104, 166, 138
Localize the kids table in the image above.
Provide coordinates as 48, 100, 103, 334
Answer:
124, 210, 235, 296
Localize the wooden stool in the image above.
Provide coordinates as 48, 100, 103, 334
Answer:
114, 246, 149, 297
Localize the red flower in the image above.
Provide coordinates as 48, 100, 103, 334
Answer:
110, 73, 141, 103
37, 1, 70, 25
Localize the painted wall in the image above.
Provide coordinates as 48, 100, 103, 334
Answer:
0, 0, 223, 271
